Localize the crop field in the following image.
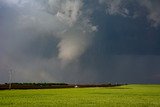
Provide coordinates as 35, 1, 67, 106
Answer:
0, 85, 160, 107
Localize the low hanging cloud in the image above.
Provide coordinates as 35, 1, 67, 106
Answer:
0, 0, 97, 82
99, 0, 160, 27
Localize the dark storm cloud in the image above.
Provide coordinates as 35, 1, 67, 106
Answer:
0, 0, 160, 84
91, 14, 160, 55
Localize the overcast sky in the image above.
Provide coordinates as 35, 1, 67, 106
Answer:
0, 0, 160, 84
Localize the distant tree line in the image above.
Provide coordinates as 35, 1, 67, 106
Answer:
4, 83, 68, 86
0, 82, 127, 90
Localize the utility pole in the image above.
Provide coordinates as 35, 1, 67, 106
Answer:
9, 69, 14, 90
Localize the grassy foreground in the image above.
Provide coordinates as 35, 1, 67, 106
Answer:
0, 85, 160, 107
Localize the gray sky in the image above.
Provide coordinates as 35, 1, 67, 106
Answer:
0, 0, 160, 84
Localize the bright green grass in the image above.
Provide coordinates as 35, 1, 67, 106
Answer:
0, 85, 160, 107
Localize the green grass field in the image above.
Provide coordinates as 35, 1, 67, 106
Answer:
0, 85, 160, 107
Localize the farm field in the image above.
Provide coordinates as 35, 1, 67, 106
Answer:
0, 85, 160, 107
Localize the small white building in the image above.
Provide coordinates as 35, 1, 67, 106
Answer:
74, 85, 78, 88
